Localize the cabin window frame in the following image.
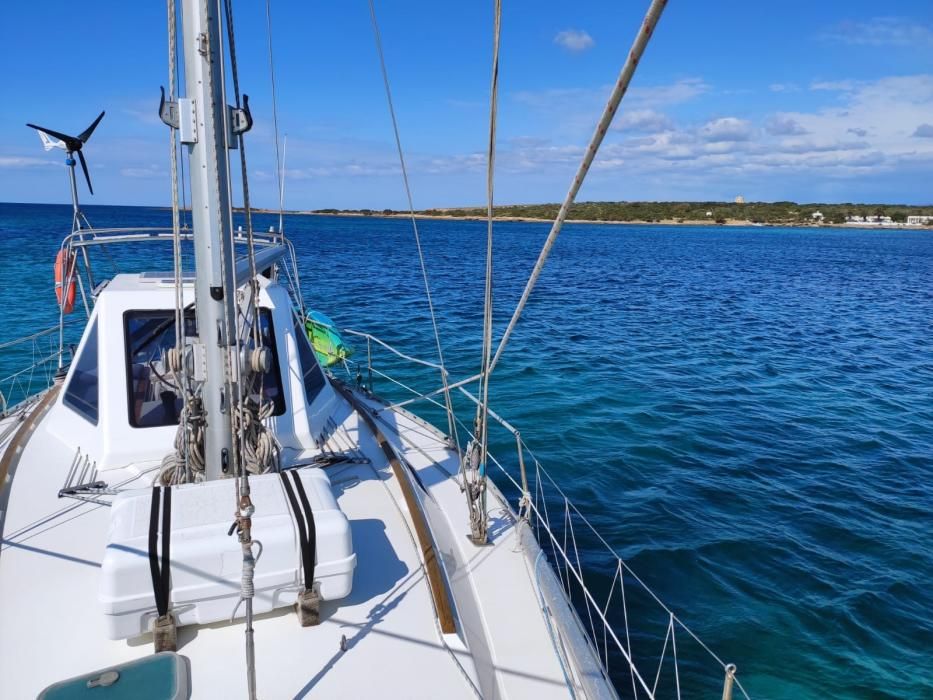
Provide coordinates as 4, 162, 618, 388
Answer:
292, 313, 326, 405
123, 308, 286, 429
63, 318, 100, 425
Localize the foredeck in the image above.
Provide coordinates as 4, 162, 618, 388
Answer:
0, 387, 583, 699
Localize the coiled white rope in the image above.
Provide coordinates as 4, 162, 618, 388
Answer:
159, 393, 206, 486
234, 396, 279, 475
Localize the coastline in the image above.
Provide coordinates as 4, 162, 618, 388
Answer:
247, 208, 933, 231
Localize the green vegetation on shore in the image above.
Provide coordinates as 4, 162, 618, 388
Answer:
310, 201, 933, 225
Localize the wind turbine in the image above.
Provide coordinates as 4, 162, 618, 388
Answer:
26, 112, 105, 222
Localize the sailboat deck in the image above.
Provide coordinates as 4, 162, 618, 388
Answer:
0, 388, 582, 698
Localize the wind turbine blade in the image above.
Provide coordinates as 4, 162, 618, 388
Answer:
77, 149, 94, 195
78, 111, 105, 144
26, 123, 77, 147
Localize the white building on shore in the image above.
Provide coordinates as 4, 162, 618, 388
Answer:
846, 214, 894, 226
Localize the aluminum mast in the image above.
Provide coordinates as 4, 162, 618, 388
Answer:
179, 0, 239, 481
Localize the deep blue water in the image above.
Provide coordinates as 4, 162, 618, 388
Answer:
1, 202, 931, 698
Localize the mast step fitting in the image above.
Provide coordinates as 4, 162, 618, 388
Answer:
153, 613, 177, 652
295, 585, 321, 627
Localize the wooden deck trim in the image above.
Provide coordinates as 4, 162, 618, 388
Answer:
332, 380, 457, 634
0, 386, 61, 541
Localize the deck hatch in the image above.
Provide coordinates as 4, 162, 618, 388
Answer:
38, 652, 190, 699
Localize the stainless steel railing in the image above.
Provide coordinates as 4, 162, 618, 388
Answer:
337, 327, 750, 700
0, 323, 77, 414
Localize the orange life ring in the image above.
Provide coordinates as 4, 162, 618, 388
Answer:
54, 249, 77, 314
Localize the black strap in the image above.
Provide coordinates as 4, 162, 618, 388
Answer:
291, 471, 317, 586
147, 486, 172, 618
280, 471, 316, 590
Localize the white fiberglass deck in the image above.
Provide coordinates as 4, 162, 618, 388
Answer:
0, 386, 586, 698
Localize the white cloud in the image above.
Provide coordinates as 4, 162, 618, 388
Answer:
120, 165, 166, 179
613, 109, 673, 132
627, 78, 710, 107
508, 136, 550, 148
464, 74, 933, 184
700, 117, 754, 142
769, 83, 799, 93
777, 138, 870, 154
512, 78, 709, 119
236, 74, 933, 201
810, 79, 860, 92
283, 162, 401, 179
0, 156, 59, 169
122, 105, 163, 127
553, 29, 594, 52
820, 17, 933, 47
766, 116, 809, 136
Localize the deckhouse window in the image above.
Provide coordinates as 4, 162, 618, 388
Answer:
293, 315, 325, 404
63, 319, 100, 424
124, 309, 285, 428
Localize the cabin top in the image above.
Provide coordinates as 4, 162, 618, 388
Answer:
47, 273, 336, 472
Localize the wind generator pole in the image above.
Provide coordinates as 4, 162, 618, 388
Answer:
65, 152, 81, 230
63, 152, 96, 299
179, 0, 238, 481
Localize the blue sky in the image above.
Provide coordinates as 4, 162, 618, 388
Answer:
1, 1, 932, 208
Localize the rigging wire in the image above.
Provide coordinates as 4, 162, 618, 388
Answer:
174, 12, 190, 233
212, 0, 244, 487
221, 0, 260, 352
265, 0, 286, 236
165, 0, 193, 482
218, 2, 267, 697
366, 0, 460, 453
488, 0, 669, 377
468, 0, 503, 544
279, 133, 288, 235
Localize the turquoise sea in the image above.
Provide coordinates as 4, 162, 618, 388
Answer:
1, 202, 931, 698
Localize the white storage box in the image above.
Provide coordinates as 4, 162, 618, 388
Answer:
99, 469, 355, 640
